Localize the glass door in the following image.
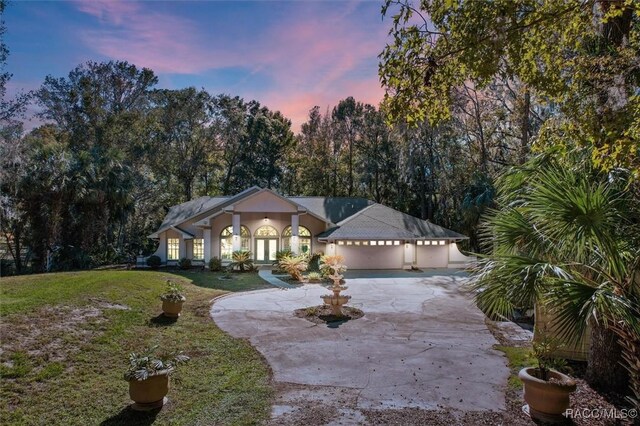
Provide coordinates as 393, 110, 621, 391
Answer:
255, 239, 278, 263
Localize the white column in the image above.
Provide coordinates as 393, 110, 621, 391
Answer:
158, 233, 167, 263
290, 214, 300, 254
203, 228, 211, 265
232, 214, 241, 252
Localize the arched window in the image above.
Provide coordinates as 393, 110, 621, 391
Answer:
254, 225, 279, 237
220, 225, 251, 260
282, 226, 312, 254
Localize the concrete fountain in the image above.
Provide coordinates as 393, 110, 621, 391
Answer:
320, 255, 351, 316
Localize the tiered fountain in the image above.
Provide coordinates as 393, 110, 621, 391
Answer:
320, 255, 351, 316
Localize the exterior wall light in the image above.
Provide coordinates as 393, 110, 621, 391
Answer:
264, 216, 268, 222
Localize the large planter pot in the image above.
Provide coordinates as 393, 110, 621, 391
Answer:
162, 299, 184, 318
519, 367, 577, 423
128, 372, 170, 411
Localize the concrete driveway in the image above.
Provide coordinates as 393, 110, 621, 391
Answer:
211, 275, 509, 424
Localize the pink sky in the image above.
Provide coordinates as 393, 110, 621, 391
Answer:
69, 0, 389, 132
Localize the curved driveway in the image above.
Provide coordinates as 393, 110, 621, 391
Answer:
211, 276, 509, 423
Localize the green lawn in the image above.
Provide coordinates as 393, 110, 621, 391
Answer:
495, 345, 536, 389
0, 270, 273, 425
169, 269, 272, 292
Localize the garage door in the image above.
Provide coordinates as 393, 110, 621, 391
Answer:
337, 245, 403, 269
416, 245, 448, 268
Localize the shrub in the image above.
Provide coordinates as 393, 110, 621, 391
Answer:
160, 280, 186, 303
178, 258, 191, 270
307, 271, 322, 282
273, 249, 293, 266
208, 257, 222, 271
146, 255, 161, 269
308, 252, 323, 272
320, 255, 347, 277
229, 250, 253, 272
279, 255, 308, 282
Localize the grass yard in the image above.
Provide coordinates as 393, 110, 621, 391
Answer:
0, 270, 273, 425
169, 269, 273, 292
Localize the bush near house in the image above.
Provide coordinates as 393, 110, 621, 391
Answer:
146, 255, 161, 269
229, 250, 254, 272
208, 257, 222, 271
279, 255, 308, 282
178, 258, 192, 270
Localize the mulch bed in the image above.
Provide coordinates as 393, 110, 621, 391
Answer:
294, 305, 364, 325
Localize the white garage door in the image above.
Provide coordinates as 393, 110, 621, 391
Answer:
337, 245, 403, 269
416, 245, 449, 268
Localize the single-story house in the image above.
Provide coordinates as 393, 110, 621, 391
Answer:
147, 186, 474, 269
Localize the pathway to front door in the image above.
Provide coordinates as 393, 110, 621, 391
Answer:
211, 276, 509, 424
255, 238, 278, 263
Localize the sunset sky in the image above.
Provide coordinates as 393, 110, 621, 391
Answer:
5, 0, 390, 132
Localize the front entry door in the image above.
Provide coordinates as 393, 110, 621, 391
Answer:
255, 238, 278, 263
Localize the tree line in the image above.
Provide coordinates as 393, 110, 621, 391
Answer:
1, 57, 539, 273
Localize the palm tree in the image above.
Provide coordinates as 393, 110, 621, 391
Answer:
471, 157, 639, 406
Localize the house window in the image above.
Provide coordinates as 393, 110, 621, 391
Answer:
167, 238, 180, 260
282, 226, 312, 254
255, 225, 278, 237
220, 225, 250, 260
193, 239, 204, 260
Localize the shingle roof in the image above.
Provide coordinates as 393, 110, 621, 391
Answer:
152, 187, 467, 241
157, 196, 229, 230
317, 203, 467, 240
288, 197, 373, 223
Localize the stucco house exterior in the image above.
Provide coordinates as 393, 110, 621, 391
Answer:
147, 186, 474, 269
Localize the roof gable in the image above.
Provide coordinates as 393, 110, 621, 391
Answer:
157, 196, 228, 231
233, 189, 302, 213
289, 197, 373, 223
318, 203, 467, 240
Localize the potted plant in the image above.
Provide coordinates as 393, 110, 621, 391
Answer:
124, 346, 189, 411
518, 330, 577, 423
160, 280, 186, 318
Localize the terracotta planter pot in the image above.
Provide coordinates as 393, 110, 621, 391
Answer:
162, 299, 184, 318
519, 367, 577, 423
128, 371, 170, 411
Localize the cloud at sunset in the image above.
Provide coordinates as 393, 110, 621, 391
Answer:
4, 0, 390, 132
71, 0, 388, 131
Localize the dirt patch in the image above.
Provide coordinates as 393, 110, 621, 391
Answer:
362, 408, 506, 425
294, 305, 364, 325
0, 301, 127, 368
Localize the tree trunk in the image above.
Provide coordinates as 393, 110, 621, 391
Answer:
519, 87, 530, 165
586, 319, 629, 394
